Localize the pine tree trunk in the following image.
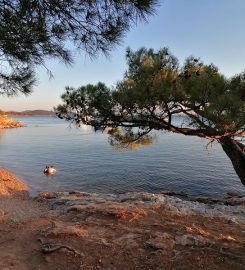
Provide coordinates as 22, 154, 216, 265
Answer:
220, 137, 245, 186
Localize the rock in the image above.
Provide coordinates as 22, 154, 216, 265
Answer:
69, 191, 91, 197
146, 232, 174, 251
0, 168, 29, 198
175, 234, 196, 246
195, 197, 215, 204
38, 192, 60, 199
226, 192, 239, 197
45, 222, 89, 238
178, 191, 188, 197
101, 238, 113, 247
40, 191, 245, 224
175, 234, 212, 247
224, 197, 245, 206
113, 233, 140, 249
160, 190, 176, 196
0, 115, 23, 129
227, 218, 239, 224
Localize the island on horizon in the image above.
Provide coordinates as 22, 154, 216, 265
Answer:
5, 109, 56, 116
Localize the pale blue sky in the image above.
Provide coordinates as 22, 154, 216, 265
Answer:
1, 0, 245, 111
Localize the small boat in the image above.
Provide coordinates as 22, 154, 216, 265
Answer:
44, 165, 57, 175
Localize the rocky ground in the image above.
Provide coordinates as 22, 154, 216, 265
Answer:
0, 168, 244, 269
0, 115, 23, 129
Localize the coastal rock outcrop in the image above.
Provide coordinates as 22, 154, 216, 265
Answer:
0, 114, 23, 129
38, 191, 245, 224
0, 168, 48, 223
0, 167, 28, 197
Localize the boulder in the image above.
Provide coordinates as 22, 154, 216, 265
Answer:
0, 168, 29, 198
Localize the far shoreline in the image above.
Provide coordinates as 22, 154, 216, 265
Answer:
5, 109, 56, 117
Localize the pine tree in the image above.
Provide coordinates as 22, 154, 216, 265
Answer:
56, 48, 245, 185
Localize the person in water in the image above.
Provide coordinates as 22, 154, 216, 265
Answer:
44, 165, 57, 175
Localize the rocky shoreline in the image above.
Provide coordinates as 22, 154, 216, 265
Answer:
0, 114, 23, 129
0, 168, 244, 269
38, 190, 245, 224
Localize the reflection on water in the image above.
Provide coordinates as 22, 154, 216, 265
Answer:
108, 127, 156, 152
0, 129, 5, 141
0, 116, 243, 197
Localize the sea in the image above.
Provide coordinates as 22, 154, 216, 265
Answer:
0, 116, 243, 197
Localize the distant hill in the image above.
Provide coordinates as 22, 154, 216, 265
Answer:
6, 110, 56, 116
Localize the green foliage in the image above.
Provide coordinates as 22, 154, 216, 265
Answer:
0, 0, 158, 95
57, 47, 244, 137
56, 83, 112, 125
108, 127, 155, 151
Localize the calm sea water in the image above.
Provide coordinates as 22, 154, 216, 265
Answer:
0, 116, 243, 197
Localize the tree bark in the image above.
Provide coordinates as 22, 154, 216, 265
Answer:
220, 137, 245, 186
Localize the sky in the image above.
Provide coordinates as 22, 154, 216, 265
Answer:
1, 0, 245, 111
